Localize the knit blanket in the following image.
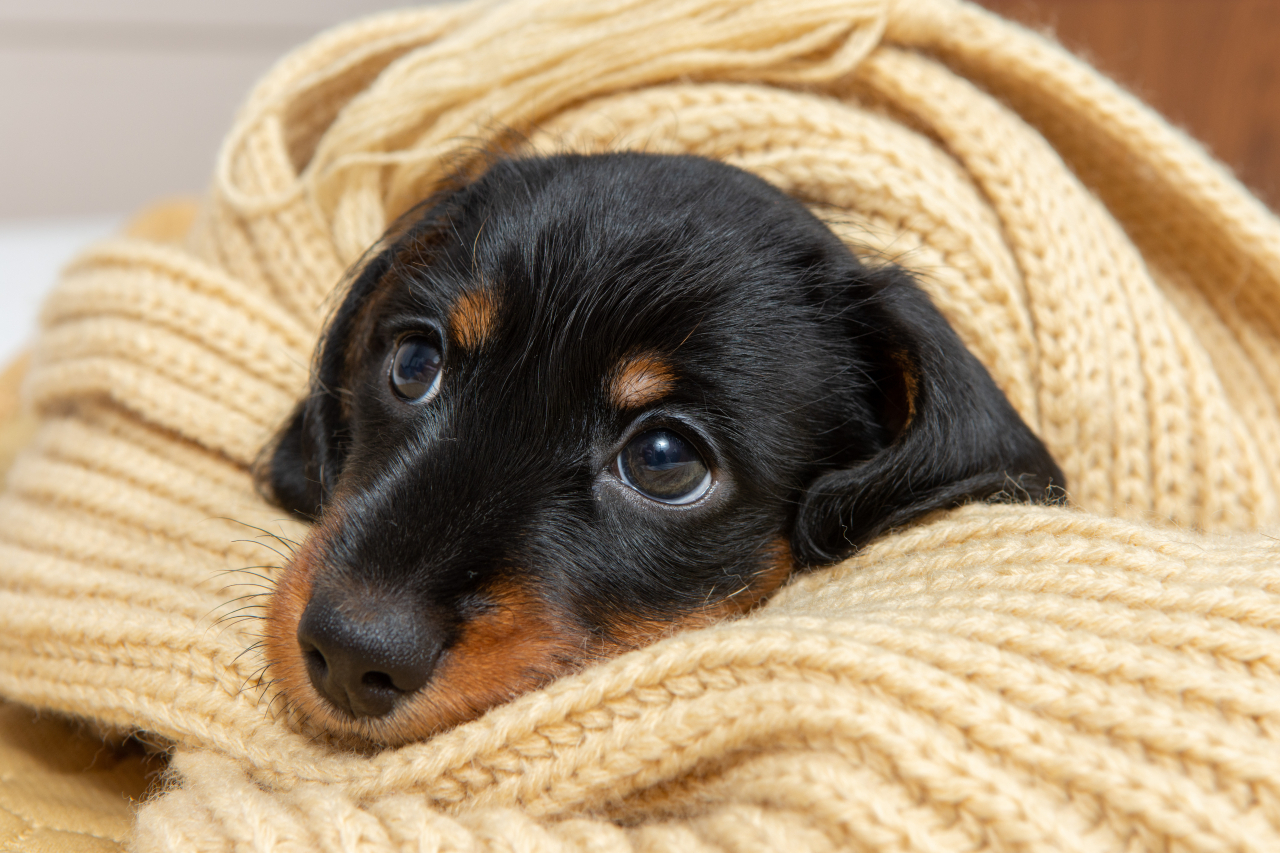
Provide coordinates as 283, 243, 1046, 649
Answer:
2, 0, 1280, 850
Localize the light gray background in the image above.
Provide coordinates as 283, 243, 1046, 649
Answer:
0, 1, 440, 364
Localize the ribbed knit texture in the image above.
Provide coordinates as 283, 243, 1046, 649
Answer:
2, 0, 1279, 849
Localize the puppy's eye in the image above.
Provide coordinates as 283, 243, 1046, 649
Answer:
617, 429, 711, 505
390, 336, 443, 402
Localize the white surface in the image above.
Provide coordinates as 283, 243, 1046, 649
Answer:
0, 0, 433, 218
0, 0, 410, 28
0, 47, 289, 218
0, 216, 122, 365
0, 1, 449, 357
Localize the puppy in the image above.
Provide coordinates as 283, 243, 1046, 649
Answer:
258, 152, 1064, 746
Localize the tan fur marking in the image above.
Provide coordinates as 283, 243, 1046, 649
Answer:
891, 350, 919, 429
376, 581, 593, 744
263, 512, 326, 732
610, 353, 676, 409
268, 560, 595, 747
449, 290, 498, 349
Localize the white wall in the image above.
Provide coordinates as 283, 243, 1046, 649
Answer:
0, 0, 432, 218
0, 1, 441, 362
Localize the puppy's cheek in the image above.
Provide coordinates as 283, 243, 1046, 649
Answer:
398, 540, 798, 740
369, 582, 589, 744
749, 538, 797, 605
602, 538, 796, 649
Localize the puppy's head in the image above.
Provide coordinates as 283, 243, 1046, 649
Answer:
259, 153, 1064, 746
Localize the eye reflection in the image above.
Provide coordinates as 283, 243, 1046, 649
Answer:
617, 428, 711, 505
390, 336, 443, 402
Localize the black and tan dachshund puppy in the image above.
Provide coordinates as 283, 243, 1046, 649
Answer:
259, 152, 1064, 746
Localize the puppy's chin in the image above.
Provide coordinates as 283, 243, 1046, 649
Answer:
263, 541, 591, 746
263, 519, 797, 747
266, 606, 588, 748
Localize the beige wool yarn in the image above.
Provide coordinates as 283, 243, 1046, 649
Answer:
2, 0, 1280, 849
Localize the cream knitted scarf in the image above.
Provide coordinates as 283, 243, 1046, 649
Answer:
2, 0, 1280, 849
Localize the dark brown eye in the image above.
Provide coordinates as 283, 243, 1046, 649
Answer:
617, 428, 711, 505
390, 336, 442, 402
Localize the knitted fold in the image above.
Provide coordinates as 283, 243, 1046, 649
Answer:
2, 0, 1279, 850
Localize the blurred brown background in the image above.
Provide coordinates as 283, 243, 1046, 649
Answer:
976, 0, 1280, 212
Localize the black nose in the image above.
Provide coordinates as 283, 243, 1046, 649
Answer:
296, 591, 443, 719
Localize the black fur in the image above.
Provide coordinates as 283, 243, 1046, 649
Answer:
259, 153, 1065, 734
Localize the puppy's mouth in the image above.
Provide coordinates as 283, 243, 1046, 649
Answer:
262, 515, 795, 747
263, 531, 594, 747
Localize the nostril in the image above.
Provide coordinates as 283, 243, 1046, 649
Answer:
361, 670, 395, 691
302, 645, 328, 680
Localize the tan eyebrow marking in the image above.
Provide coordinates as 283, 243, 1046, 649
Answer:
448, 290, 498, 349
609, 353, 676, 409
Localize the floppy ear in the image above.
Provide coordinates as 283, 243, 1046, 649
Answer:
257, 397, 334, 520
254, 246, 399, 520
792, 266, 1066, 564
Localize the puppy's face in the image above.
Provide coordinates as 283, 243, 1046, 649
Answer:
260, 153, 1063, 746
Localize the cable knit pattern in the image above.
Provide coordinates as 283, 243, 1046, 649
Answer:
1, 0, 1279, 849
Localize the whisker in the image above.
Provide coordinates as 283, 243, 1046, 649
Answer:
231, 641, 267, 668
215, 603, 270, 621
214, 517, 303, 554
230, 538, 293, 563
220, 591, 271, 606
216, 565, 284, 575
215, 578, 277, 591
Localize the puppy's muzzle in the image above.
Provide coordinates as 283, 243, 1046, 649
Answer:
295, 589, 443, 719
